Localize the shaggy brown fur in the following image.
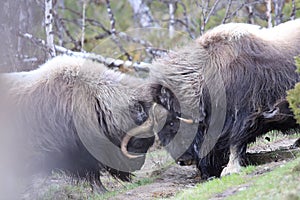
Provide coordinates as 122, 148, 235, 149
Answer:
0, 55, 158, 193
150, 19, 300, 178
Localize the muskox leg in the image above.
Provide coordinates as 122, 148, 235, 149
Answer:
87, 172, 107, 193
220, 145, 243, 176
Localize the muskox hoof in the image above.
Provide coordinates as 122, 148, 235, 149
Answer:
220, 163, 242, 177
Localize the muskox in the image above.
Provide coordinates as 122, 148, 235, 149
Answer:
0, 55, 168, 193
145, 19, 300, 179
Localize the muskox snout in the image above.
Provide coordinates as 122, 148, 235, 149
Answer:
176, 158, 196, 166
176, 152, 196, 166
121, 103, 168, 159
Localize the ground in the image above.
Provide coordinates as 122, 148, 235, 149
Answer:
23, 134, 300, 200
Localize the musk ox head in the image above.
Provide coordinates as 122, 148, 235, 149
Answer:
134, 83, 199, 164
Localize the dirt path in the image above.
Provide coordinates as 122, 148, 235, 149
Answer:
110, 164, 200, 200
108, 137, 299, 200
23, 136, 299, 199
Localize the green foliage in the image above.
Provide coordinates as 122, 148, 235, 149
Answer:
172, 157, 300, 200
287, 57, 300, 124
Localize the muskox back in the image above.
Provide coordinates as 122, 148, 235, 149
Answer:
149, 19, 300, 178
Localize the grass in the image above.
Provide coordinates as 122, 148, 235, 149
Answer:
227, 159, 300, 200
94, 176, 155, 200
170, 157, 300, 200
170, 166, 256, 200
38, 149, 171, 200
33, 138, 300, 199
38, 175, 155, 200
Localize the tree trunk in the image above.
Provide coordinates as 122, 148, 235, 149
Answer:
127, 0, 159, 28
0, 0, 44, 72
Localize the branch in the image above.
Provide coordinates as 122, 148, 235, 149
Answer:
225, 1, 260, 23
204, 0, 221, 25
44, 0, 56, 58
52, 12, 79, 48
105, 0, 116, 34
177, 0, 195, 39
117, 32, 152, 47
62, 6, 110, 33
19, 32, 150, 72
246, 3, 255, 24
222, 0, 233, 24
58, 3, 160, 59
273, 0, 284, 25
105, 0, 132, 61
200, 0, 221, 34
290, 0, 296, 20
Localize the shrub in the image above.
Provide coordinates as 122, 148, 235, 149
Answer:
287, 57, 300, 124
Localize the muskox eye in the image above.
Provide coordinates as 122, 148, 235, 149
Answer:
161, 87, 167, 94
169, 122, 174, 126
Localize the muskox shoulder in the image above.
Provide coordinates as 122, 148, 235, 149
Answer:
35, 55, 108, 83
20, 55, 136, 90
197, 19, 300, 49
197, 23, 261, 48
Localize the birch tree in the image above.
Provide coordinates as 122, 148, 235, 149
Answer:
45, 0, 56, 57
127, 0, 159, 27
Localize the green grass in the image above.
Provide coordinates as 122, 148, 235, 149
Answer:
172, 175, 247, 200
170, 166, 256, 200
94, 176, 155, 200
39, 183, 92, 200
227, 159, 300, 200
170, 157, 300, 200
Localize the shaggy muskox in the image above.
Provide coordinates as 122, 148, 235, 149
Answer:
146, 19, 300, 179
0, 55, 167, 192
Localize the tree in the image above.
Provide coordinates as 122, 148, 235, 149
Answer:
2, 0, 300, 72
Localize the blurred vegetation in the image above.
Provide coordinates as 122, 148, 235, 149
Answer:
59, 0, 300, 52
3, 0, 299, 71
287, 57, 300, 124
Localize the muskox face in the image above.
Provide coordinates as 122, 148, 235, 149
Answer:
122, 84, 198, 166
127, 101, 156, 154
150, 84, 198, 164
122, 100, 168, 160
152, 85, 180, 143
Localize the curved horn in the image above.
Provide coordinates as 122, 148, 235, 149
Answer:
176, 116, 195, 124
121, 103, 158, 159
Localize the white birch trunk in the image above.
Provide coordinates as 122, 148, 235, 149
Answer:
127, 0, 159, 28
169, 3, 175, 38
45, 0, 56, 57
81, 0, 87, 52
266, 0, 273, 28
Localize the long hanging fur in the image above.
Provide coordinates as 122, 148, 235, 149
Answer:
150, 19, 300, 178
0, 55, 156, 193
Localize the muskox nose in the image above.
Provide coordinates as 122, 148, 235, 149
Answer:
177, 159, 193, 166
177, 160, 186, 166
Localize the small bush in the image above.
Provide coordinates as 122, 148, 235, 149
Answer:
287, 57, 300, 124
